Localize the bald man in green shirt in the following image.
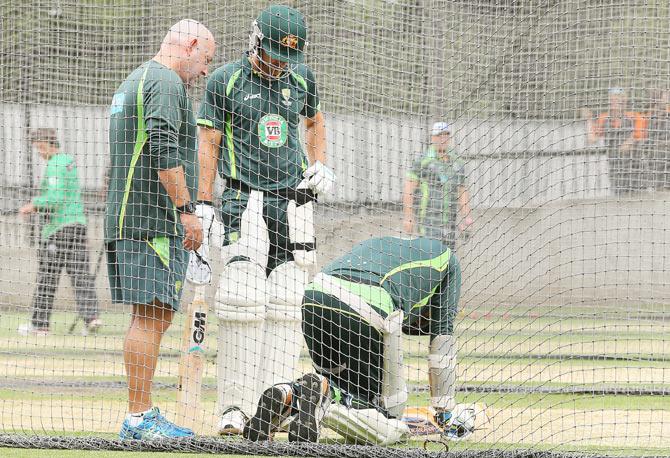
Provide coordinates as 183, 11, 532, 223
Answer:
106, 19, 214, 440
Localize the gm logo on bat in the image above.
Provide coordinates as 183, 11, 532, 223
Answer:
189, 311, 207, 352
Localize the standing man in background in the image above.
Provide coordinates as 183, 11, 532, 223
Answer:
586, 87, 647, 195
106, 19, 214, 440
18, 128, 100, 336
196, 4, 335, 435
402, 122, 472, 250
644, 89, 670, 190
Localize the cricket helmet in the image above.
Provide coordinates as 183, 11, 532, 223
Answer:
249, 5, 307, 65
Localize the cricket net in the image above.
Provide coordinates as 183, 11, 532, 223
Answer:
0, 0, 669, 457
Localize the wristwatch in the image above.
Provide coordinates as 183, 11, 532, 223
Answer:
176, 202, 196, 215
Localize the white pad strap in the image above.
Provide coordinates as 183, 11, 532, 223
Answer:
287, 180, 316, 269
322, 404, 410, 446
428, 335, 457, 411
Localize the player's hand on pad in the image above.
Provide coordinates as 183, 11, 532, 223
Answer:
181, 212, 203, 252
303, 160, 336, 197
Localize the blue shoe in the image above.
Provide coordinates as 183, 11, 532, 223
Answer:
119, 407, 194, 440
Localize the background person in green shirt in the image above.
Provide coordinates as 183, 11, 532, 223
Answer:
17, 128, 100, 337
105, 19, 214, 440
196, 5, 335, 435
402, 122, 473, 250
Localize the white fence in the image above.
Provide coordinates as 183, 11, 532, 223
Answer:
0, 103, 608, 208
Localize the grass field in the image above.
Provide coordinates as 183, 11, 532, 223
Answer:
0, 302, 668, 456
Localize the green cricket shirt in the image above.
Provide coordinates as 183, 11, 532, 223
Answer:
105, 60, 198, 242
32, 153, 87, 240
319, 237, 453, 317
407, 147, 466, 238
197, 55, 320, 191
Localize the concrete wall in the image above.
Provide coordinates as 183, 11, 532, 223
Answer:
0, 104, 607, 207
3, 104, 663, 311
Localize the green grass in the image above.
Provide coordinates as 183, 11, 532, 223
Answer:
1, 308, 669, 453
1, 387, 665, 415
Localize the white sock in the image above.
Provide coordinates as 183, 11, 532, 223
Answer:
126, 408, 152, 427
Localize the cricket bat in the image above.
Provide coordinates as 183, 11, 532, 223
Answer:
176, 285, 208, 430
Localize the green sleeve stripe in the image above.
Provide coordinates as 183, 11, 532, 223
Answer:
197, 119, 214, 128
224, 68, 243, 179
380, 248, 452, 312
290, 72, 308, 91
226, 69, 243, 97
410, 282, 442, 311
225, 113, 237, 179
419, 181, 430, 224
381, 248, 452, 284
309, 277, 394, 317
118, 66, 149, 239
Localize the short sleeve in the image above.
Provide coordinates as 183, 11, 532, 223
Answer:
197, 67, 227, 132
144, 76, 183, 171
298, 65, 321, 119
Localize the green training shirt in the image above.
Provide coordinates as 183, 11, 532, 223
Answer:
105, 60, 198, 242
319, 237, 452, 316
197, 55, 320, 191
32, 153, 86, 240
406, 147, 465, 239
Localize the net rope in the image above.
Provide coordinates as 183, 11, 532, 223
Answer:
1, 0, 669, 456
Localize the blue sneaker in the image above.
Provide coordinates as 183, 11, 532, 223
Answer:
119, 407, 194, 440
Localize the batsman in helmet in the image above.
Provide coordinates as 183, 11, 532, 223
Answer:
195, 5, 335, 434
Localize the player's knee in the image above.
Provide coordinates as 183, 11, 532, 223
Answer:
215, 260, 267, 321
268, 261, 309, 309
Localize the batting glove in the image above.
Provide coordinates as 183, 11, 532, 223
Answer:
303, 161, 336, 197
196, 201, 227, 264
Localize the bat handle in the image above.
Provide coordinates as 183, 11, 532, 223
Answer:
192, 284, 207, 302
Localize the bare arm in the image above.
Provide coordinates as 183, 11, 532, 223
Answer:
197, 126, 223, 202
304, 111, 327, 164
402, 178, 418, 234
158, 166, 191, 208
457, 185, 471, 219
158, 166, 202, 251
583, 110, 603, 145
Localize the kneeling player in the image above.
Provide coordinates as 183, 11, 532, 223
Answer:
244, 236, 470, 445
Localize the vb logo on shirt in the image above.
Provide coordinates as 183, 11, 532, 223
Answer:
258, 113, 288, 148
